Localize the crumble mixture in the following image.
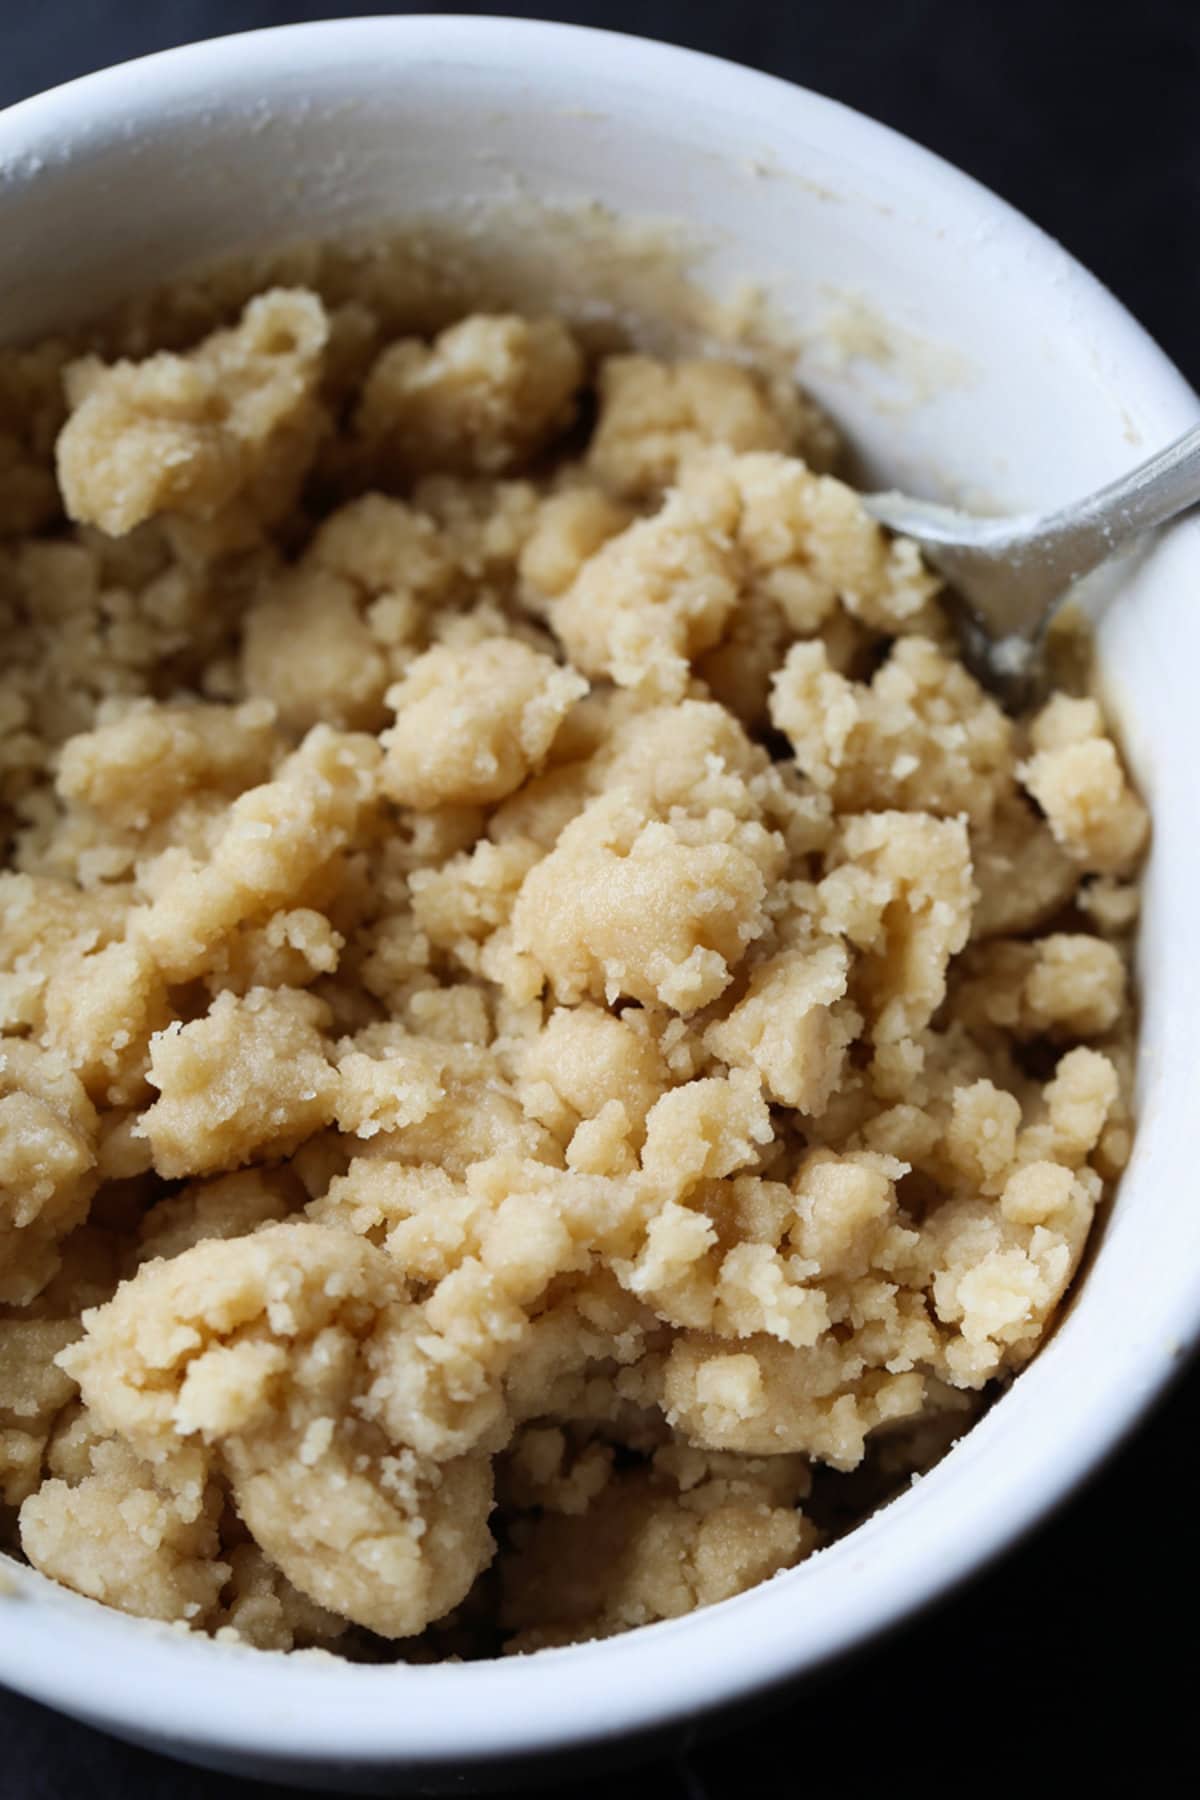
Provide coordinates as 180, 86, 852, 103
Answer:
0, 263, 1146, 1657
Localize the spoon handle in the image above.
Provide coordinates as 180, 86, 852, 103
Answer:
1033, 421, 1200, 573
872, 419, 1200, 685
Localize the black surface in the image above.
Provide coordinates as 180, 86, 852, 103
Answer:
2, 2, 1197, 1792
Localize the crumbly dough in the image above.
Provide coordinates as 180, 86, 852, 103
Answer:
0, 269, 1146, 1658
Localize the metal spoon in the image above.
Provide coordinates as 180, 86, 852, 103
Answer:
862, 422, 1200, 708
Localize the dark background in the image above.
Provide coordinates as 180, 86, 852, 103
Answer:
2, 3, 1197, 1794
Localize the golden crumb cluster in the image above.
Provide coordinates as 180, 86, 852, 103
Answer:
0, 266, 1145, 1657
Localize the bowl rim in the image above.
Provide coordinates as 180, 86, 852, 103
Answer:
1, 11, 1198, 1774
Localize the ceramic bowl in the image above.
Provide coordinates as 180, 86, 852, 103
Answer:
0, 16, 1197, 1791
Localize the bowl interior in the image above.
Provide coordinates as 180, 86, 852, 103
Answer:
1, 15, 1198, 1784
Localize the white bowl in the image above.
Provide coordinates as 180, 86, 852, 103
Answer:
1, 15, 1197, 1791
